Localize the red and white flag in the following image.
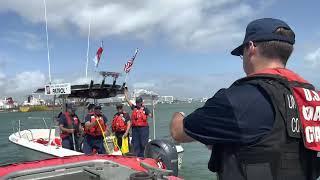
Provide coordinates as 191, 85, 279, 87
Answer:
124, 49, 138, 73
93, 42, 104, 67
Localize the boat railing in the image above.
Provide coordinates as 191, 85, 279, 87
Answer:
11, 117, 57, 143
24, 129, 34, 141
11, 120, 35, 141
11, 120, 22, 138
47, 125, 61, 145
27, 117, 56, 144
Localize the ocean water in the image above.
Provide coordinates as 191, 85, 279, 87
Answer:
0, 103, 216, 179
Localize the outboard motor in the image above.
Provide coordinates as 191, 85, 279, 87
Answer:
144, 139, 179, 177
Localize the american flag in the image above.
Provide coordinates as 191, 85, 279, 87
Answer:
124, 59, 133, 73
123, 49, 139, 73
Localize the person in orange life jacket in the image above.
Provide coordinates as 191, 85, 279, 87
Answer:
83, 105, 110, 154
112, 104, 131, 149
124, 88, 152, 157
58, 103, 81, 151
171, 18, 320, 180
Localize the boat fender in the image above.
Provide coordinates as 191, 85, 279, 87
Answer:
144, 139, 179, 177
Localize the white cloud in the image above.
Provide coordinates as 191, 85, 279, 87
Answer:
0, 0, 272, 51
128, 72, 242, 98
0, 71, 46, 100
9, 71, 46, 93
133, 82, 156, 89
1, 32, 44, 51
72, 77, 91, 84
305, 48, 320, 67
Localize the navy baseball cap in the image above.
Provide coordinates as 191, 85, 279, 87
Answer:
116, 104, 123, 109
94, 105, 102, 110
87, 103, 95, 110
231, 18, 295, 56
136, 97, 143, 103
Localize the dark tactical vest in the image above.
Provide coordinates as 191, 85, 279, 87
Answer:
209, 73, 320, 180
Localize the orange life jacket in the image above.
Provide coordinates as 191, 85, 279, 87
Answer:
131, 107, 148, 127
85, 114, 107, 137
112, 112, 128, 132
60, 112, 79, 139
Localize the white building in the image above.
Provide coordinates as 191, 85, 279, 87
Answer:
131, 89, 159, 105
22, 95, 45, 106
0, 97, 17, 109
159, 96, 174, 104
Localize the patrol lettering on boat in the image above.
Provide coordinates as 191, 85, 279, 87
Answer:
305, 126, 320, 143
302, 106, 320, 121
52, 88, 66, 94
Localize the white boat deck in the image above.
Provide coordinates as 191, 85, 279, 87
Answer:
9, 128, 184, 169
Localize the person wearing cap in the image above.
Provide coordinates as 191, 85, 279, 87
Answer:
124, 88, 152, 157
83, 104, 109, 154
58, 103, 81, 151
170, 18, 320, 180
111, 104, 131, 149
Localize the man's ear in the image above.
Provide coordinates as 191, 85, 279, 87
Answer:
247, 41, 257, 56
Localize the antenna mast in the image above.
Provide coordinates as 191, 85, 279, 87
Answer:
43, 0, 52, 83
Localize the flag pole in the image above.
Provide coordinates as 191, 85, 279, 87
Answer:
152, 99, 156, 139
43, 0, 51, 83
124, 73, 129, 86
85, 17, 91, 79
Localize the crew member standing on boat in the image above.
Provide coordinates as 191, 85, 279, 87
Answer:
85, 104, 96, 119
112, 104, 131, 149
83, 105, 109, 154
58, 103, 81, 151
124, 88, 152, 157
170, 18, 320, 180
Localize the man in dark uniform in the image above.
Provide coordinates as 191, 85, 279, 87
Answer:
124, 88, 152, 157
58, 103, 81, 151
83, 105, 109, 154
111, 104, 131, 149
170, 18, 320, 180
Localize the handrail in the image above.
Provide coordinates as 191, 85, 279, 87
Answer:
18, 120, 21, 138
48, 128, 52, 145
11, 121, 16, 136
25, 129, 34, 141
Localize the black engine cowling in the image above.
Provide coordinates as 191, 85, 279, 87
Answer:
144, 139, 179, 176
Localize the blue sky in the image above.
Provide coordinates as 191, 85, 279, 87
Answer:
0, 0, 320, 100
